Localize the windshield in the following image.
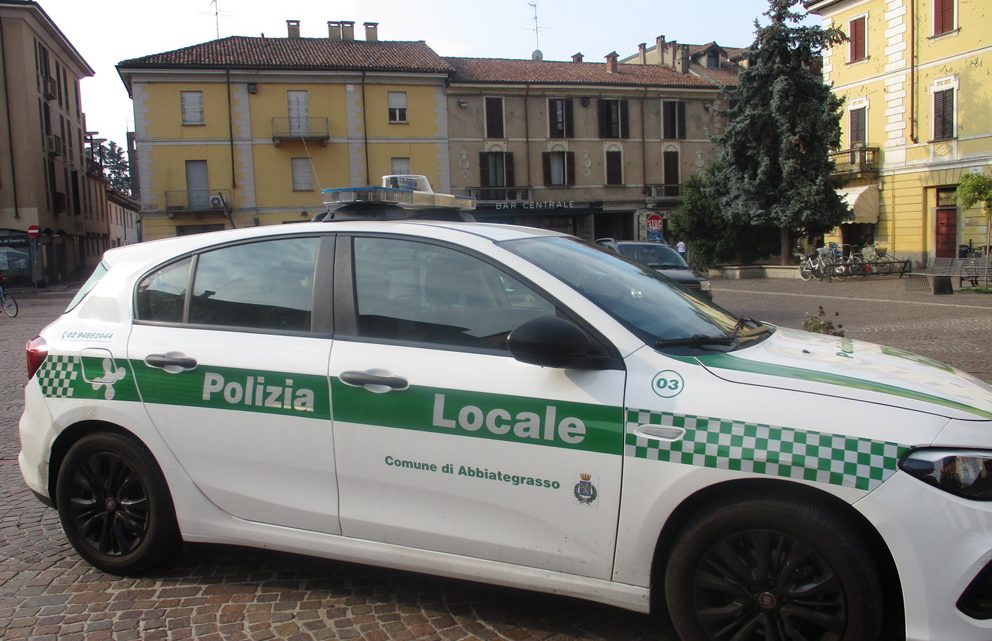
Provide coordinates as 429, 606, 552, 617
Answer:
617, 243, 687, 268
504, 237, 770, 354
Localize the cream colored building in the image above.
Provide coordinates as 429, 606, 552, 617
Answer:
0, 0, 99, 286
808, 0, 992, 263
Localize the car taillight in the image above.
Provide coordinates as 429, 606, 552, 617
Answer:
26, 337, 48, 380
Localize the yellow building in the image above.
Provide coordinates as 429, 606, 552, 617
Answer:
117, 20, 453, 240
808, 0, 992, 264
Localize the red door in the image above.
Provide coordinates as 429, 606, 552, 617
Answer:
935, 208, 957, 258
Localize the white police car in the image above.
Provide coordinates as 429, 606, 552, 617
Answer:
18, 219, 992, 641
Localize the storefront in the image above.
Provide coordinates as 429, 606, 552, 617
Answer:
0, 230, 32, 286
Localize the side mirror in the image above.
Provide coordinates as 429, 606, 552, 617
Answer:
507, 316, 606, 369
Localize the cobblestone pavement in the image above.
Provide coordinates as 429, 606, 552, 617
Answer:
2, 280, 990, 640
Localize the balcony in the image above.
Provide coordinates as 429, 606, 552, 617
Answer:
164, 189, 234, 212
829, 146, 879, 178
43, 76, 58, 100
647, 184, 682, 200
460, 186, 532, 202
46, 134, 63, 157
271, 117, 330, 145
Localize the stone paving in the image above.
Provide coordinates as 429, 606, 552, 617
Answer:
1, 279, 990, 640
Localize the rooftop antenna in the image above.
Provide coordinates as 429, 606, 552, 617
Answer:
528, 1, 544, 60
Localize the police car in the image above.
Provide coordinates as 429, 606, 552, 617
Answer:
17, 186, 992, 641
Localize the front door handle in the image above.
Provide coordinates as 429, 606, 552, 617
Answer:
145, 352, 198, 373
634, 424, 686, 442
340, 370, 409, 393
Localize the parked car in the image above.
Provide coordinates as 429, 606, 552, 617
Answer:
18, 220, 992, 641
596, 239, 711, 299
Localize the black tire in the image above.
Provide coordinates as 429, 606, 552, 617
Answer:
799, 262, 814, 282
1, 292, 16, 317
55, 432, 181, 575
664, 496, 883, 641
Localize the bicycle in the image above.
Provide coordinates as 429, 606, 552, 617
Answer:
0, 277, 18, 317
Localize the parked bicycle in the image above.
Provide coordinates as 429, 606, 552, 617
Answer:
0, 274, 18, 317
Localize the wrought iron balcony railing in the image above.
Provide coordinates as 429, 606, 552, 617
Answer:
461, 186, 533, 202
647, 184, 682, 199
272, 117, 330, 144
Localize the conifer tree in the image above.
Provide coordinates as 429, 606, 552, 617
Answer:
714, 0, 849, 263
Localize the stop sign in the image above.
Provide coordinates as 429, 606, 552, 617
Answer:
646, 213, 663, 232
27, 225, 39, 238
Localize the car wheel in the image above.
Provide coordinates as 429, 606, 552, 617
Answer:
56, 432, 180, 575
664, 495, 883, 641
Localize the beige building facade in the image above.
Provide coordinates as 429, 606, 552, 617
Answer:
0, 0, 100, 286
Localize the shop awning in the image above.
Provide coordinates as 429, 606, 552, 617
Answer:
838, 184, 879, 224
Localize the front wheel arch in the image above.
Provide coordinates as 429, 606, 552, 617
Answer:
649, 479, 904, 639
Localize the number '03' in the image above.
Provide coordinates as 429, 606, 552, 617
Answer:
651, 371, 685, 398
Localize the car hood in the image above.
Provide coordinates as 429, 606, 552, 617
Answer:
694, 327, 992, 421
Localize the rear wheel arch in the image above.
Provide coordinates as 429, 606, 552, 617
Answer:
649, 478, 904, 637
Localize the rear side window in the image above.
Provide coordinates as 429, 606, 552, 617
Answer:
65, 262, 109, 313
135, 237, 320, 332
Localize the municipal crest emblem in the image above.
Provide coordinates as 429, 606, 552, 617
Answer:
574, 473, 598, 505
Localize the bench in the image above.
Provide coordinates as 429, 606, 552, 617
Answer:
906, 257, 992, 294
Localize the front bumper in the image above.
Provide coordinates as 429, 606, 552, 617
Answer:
857, 471, 992, 640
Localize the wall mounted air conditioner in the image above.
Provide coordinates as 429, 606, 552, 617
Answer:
209, 195, 224, 209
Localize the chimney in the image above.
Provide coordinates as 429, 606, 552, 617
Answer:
605, 51, 619, 74
667, 40, 677, 67
328, 21, 342, 40
638, 43, 647, 64
287, 19, 300, 38
656, 35, 666, 65
342, 21, 355, 40
675, 44, 690, 73
571, 52, 584, 63
364, 21, 378, 41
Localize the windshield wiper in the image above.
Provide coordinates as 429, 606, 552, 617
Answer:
655, 334, 736, 348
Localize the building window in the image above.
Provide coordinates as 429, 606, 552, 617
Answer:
388, 92, 407, 123
291, 158, 313, 191
542, 151, 575, 186
181, 91, 205, 125
934, 0, 956, 36
479, 152, 514, 199
548, 98, 574, 139
706, 50, 719, 69
598, 99, 629, 139
662, 101, 686, 140
663, 150, 680, 197
391, 157, 410, 175
849, 16, 867, 62
605, 148, 623, 185
850, 107, 867, 146
485, 97, 504, 139
933, 88, 955, 141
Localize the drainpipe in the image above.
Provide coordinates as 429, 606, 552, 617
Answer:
361, 71, 370, 185
909, 0, 918, 144
0, 17, 20, 219
226, 69, 236, 187
641, 89, 648, 194
524, 84, 531, 196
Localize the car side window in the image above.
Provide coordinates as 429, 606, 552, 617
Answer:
352, 237, 555, 351
188, 237, 320, 332
136, 257, 192, 323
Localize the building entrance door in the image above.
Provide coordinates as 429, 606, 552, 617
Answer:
935, 187, 958, 258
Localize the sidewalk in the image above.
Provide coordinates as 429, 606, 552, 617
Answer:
6, 280, 82, 299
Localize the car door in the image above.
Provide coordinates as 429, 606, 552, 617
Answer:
328, 234, 626, 579
127, 234, 342, 534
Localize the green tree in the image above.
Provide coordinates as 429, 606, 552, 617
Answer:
714, 0, 850, 264
105, 141, 131, 195
957, 172, 992, 287
669, 166, 779, 268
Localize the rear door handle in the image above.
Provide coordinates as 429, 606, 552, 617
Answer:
340, 370, 409, 393
145, 353, 198, 373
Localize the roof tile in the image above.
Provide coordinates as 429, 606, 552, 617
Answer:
445, 56, 721, 88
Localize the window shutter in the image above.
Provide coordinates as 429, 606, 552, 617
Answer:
479, 153, 491, 187
676, 101, 686, 140
850, 17, 866, 61
663, 150, 680, 196
606, 150, 623, 185
850, 108, 866, 145
566, 152, 576, 186
485, 97, 504, 139
542, 152, 552, 185
619, 101, 630, 139
935, 0, 954, 35
598, 100, 610, 138
564, 99, 574, 138
505, 152, 515, 187
934, 89, 954, 140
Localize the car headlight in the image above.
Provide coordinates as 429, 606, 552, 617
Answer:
699, 279, 711, 291
900, 449, 992, 501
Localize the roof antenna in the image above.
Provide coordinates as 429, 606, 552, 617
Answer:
528, 1, 543, 60
210, 0, 220, 38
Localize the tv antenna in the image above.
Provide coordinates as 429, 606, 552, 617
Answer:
527, 1, 545, 60
206, 0, 234, 38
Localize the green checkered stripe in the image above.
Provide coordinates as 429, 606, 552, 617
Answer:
624, 409, 907, 491
36, 355, 80, 398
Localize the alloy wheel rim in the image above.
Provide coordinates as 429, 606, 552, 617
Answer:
67, 451, 149, 556
691, 529, 847, 641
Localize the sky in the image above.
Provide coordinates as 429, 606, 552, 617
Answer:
35, 0, 821, 147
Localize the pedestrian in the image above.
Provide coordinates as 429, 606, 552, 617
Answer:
676, 239, 687, 261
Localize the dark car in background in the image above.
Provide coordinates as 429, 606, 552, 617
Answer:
596, 239, 712, 299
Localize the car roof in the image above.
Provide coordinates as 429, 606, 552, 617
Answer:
101, 220, 568, 271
